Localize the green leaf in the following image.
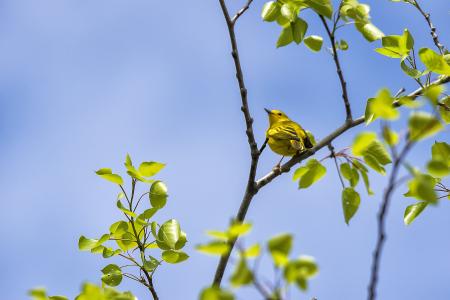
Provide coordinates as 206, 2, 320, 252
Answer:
431, 141, 450, 163
340, 163, 359, 187
261, 1, 280, 22
423, 84, 445, 105
230, 259, 253, 287
427, 141, 450, 177
404, 174, 437, 202
162, 250, 189, 264
294, 159, 327, 189
375, 29, 414, 58
439, 96, 450, 123
284, 256, 318, 283
102, 247, 122, 258
277, 26, 294, 48
149, 180, 168, 209
109, 221, 128, 237
243, 244, 261, 258
342, 187, 360, 224
336, 39, 349, 50
206, 230, 229, 240
138, 208, 158, 221
352, 132, 376, 155
143, 256, 160, 271
304, 0, 333, 19
304, 35, 323, 52
200, 287, 235, 300
356, 22, 384, 42
157, 219, 181, 249
116, 200, 137, 218
400, 58, 423, 78
228, 222, 252, 238
363, 140, 392, 165
78, 234, 110, 251
95, 168, 124, 185
366, 89, 399, 122
418, 48, 450, 75
404, 202, 428, 225
292, 17, 308, 44
359, 168, 374, 195
281, 3, 297, 22
408, 112, 443, 141
196, 241, 230, 256
101, 264, 122, 287
138, 162, 165, 177
267, 234, 292, 267
382, 125, 399, 146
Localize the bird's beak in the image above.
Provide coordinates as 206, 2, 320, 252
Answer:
264, 108, 271, 114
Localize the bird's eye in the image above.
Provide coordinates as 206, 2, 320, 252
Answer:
278, 113, 282, 116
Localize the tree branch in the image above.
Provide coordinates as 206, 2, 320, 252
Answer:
367, 141, 414, 300
319, 15, 353, 121
213, 0, 261, 286
412, 0, 446, 54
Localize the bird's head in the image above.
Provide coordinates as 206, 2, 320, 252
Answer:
265, 108, 289, 125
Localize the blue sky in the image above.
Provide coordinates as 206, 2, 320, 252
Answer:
0, 0, 449, 299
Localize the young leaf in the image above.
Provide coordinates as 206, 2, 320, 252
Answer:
101, 264, 122, 287
294, 159, 327, 189
292, 17, 308, 44
138, 162, 165, 177
304, 0, 333, 19
418, 48, 450, 75
404, 174, 437, 202
277, 25, 294, 48
408, 112, 443, 141
158, 219, 181, 249
228, 222, 252, 238
243, 244, 261, 258
196, 241, 230, 256
356, 22, 384, 42
116, 200, 137, 218
162, 250, 189, 264
404, 202, 428, 225
149, 180, 168, 209
230, 259, 253, 287
304, 35, 323, 52
95, 168, 124, 185
352, 132, 376, 156
200, 287, 235, 300
342, 187, 361, 224
261, 1, 280, 22
267, 234, 292, 267
284, 256, 318, 283
382, 126, 399, 146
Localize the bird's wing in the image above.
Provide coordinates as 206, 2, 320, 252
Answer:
267, 124, 300, 141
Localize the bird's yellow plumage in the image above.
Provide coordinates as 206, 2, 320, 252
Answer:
265, 108, 313, 157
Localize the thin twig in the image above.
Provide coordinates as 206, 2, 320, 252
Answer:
319, 15, 353, 121
328, 143, 345, 189
367, 141, 414, 300
412, 0, 446, 54
231, 0, 254, 24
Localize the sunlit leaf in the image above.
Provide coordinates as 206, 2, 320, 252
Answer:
404, 202, 428, 225
342, 187, 360, 224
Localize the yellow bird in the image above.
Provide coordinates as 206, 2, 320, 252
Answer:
264, 108, 313, 162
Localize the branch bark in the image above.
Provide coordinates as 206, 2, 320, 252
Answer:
319, 15, 353, 121
213, 0, 261, 286
412, 0, 446, 54
367, 141, 414, 300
